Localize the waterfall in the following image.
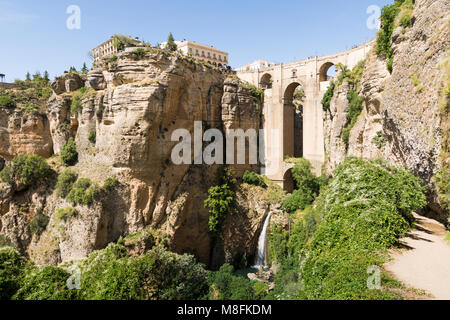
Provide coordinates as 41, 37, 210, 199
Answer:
253, 213, 272, 268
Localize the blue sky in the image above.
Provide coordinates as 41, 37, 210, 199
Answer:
0, 0, 393, 81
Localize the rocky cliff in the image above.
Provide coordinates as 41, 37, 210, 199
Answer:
324, 0, 449, 224
0, 49, 276, 268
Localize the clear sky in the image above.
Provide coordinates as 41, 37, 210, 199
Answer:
0, 0, 393, 82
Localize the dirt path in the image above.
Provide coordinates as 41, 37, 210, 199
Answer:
385, 213, 450, 300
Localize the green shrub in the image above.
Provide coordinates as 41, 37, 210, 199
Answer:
321, 81, 335, 113
205, 167, 236, 235
376, 0, 414, 72
13, 266, 77, 300
342, 90, 364, 150
281, 189, 314, 213
399, 11, 412, 27
0, 154, 52, 188
208, 264, 256, 300
131, 48, 147, 60
70, 93, 83, 114
242, 171, 267, 188
30, 210, 50, 235
246, 84, 263, 102
372, 131, 387, 149
56, 170, 78, 198
66, 178, 99, 206
56, 207, 78, 222
205, 184, 234, 235
60, 138, 78, 166
102, 177, 118, 192
0, 95, 16, 109
0, 248, 27, 300
291, 158, 320, 197
88, 130, 96, 144
78, 243, 209, 300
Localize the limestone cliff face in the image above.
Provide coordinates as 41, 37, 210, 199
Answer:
0, 49, 268, 267
0, 108, 53, 161
324, 0, 449, 223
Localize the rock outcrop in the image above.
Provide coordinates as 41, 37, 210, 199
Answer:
0, 108, 53, 161
0, 49, 270, 268
324, 0, 449, 223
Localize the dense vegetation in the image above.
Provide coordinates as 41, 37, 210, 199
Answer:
243, 171, 267, 188
376, 0, 415, 73
0, 72, 52, 112
282, 158, 327, 213
270, 157, 426, 299
0, 154, 52, 189
342, 90, 364, 150
204, 167, 237, 236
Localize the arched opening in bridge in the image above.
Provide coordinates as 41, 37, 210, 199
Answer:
283, 169, 295, 193
283, 82, 304, 159
319, 62, 336, 82
260, 73, 272, 89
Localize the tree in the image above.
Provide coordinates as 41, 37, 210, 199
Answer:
25, 72, 31, 81
81, 63, 88, 74
43, 71, 49, 82
165, 33, 177, 52
60, 138, 78, 166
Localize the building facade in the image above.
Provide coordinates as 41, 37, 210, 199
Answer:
92, 35, 141, 61
163, 41, 229, 68
236, 60, 275, 72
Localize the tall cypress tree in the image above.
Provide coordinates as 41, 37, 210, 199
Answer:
165, 33, 178, 52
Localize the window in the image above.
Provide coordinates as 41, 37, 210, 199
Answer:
218, 55, 222, 61
202, 51, 205, 57
213, 53, 216, 59
196, 50, 199, 56
207, 52, 211, 58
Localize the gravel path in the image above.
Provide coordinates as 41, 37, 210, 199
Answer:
386, 214, 450, 300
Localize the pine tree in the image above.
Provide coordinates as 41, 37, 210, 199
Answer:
25, 72, 31, 81
43, 71, 50, 82
81, 63, 88, 74
165, 32, 177, 52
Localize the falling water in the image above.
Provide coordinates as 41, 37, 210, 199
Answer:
253, 213, 272, 268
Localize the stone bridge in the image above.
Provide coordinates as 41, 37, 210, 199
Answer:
236, 40, 374, 191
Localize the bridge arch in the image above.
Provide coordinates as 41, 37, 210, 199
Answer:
319, 62, 336, 82
283, 82, 305, 158
260, 73, 273, 89
283, 168, 295, 193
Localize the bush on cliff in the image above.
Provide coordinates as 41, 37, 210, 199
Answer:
0, 95, 16, 109
205, 167, 236, 236
0, 154, 52, 188
56, 170, 78, 197
0, 248, 27, 300
208, 264, 257, 300
60, 138, 78, 167
13, 266, 77, 300
78, 243, 209, 300
66, 178, 99, 206
281, 158, 321, 213
243, 171, 267, 188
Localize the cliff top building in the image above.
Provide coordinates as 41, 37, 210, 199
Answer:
92, 35, 141, 61
161, 40, 229, 68
236, 60, 275, 72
